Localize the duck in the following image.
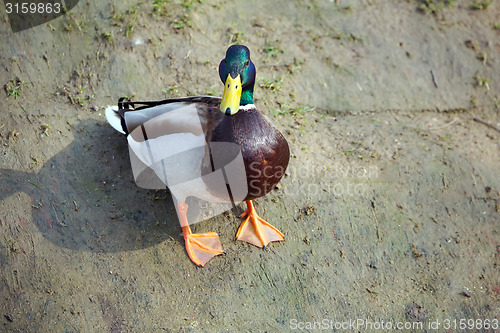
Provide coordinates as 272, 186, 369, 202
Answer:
105, 45, 290, 267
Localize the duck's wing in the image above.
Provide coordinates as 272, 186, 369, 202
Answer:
109, 97, 218, 190
106, 96, 225, 185
106, 96, 248, 225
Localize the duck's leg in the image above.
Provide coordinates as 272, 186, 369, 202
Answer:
179, 202, 224, 267
236, 200, 284, 248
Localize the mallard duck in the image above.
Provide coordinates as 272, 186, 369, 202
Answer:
105, 45, 290, 267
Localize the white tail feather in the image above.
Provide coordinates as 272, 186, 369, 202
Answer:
105, 106, 126, 134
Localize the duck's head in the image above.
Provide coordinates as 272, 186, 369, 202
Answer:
219, 45, 256, 115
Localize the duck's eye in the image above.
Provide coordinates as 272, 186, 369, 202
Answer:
245, 60, 249, 67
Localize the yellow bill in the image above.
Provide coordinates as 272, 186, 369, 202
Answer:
220, 74, 242, 115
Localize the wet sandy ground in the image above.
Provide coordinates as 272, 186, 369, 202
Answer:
1, 0, 499, 331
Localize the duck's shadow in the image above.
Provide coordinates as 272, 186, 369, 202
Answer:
0, 119, 180, 253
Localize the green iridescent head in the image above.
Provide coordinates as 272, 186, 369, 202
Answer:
219, 45, 256, 115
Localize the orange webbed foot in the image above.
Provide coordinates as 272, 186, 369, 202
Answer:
183, 226, 225, 267
178, 202, 224, 267
236, 200, 284, 248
